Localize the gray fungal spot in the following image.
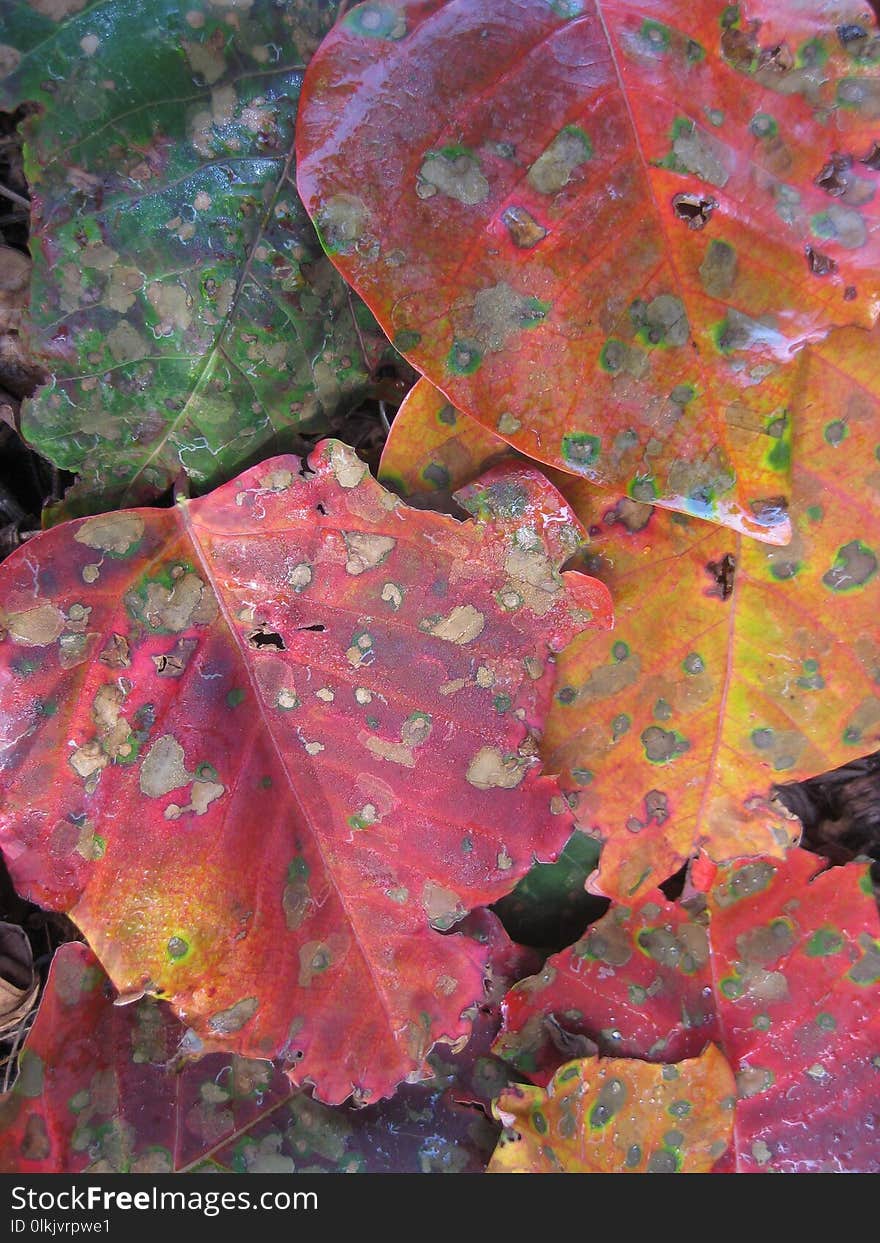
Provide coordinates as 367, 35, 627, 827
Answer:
699, 239, 738, 298
317, 193, 369, 254
528, 126, 592, 194
470, 281, 549, 351
208, 997, 259, 1035
823, 541, 877, 591
632, 294, 690, 347
417, 149, 489, 205
646, 1148, 678, 1172
813, 203, 867, 249
139, 735, 190, 798
641, 725, 690, 763
672, 126, 730, 187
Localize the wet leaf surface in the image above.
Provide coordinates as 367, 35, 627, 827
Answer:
488, 1044, 734, 1173
493, 888, 718, 1080
380, 325, 880, 895
298, 0, 880, 540
0, 0, 391, 511
0, 439, 610, 1104
0, 933, 521, 1172
493, 850, 880, 1172
0, 942, 293, 1174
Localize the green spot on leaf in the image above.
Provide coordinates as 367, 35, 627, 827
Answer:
561, 432, 600, 467
393, 329, 422, 352
446, 339, 482, 375
823, 541, 877, 592
639, 19, 670, 54
749, 112, 778, 139
805, 928, 844, 957
344, 4, 407, 40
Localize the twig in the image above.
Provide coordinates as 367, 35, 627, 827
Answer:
0, 184, 30, 211
1, 1008, 36, 1092
378, 400, 391, 434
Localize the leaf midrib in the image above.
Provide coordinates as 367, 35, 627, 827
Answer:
178, 495, 403, 1083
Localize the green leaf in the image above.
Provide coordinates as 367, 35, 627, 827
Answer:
0, 0, 390, 510
493, 828, 605, 951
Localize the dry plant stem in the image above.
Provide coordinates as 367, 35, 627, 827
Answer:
1, 1008, 35, 1093
0, 184, 28, 211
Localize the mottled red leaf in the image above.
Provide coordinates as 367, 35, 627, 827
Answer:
706, 852, 880, 1172
0, 441, 610, 1104
380, 321, 880, 896
298, 0, 880, 540
0, 922, 525, 1173
493, 889, 719, 1080
493, 850, 880, 1171
0, 943, 293, 1174
488, 1045, 734, 1173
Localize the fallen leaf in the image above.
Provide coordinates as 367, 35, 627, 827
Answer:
380, 323, 880, 896
298, 0, 880, 540
0, 922, 37, 1039
0, 925, 523, 1173
488, 1044, 734, 1172
493, 850, 880, 1172
0, 440, 610, 1104
0, 0, 391, 511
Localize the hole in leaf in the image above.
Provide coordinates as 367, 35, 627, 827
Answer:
659, 862, 689, 901
671, 192, 716, 229
706, 552, 736, 601
247, 629, 286, 651
805, 245, 838, 277
815, 153, 852, 197
861, 141, 880, 172
758, 42, 794, 73
492, 830, 609, 952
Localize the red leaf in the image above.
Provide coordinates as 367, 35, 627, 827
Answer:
0, 921, 525, 1173
493, 888, 720, 1081
0, 442, 609, 1104
494, 850, 880, 1171
707, 852, 880, 1172
298, 0, 880, 540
